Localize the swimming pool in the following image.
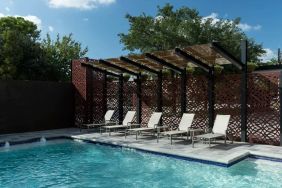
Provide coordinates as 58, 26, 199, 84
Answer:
0, 139, 281, 188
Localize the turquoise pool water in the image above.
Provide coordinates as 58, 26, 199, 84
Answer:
0, 140, 282, 188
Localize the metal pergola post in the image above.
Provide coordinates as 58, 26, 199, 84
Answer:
157, 71, 163, 112
208, 67, 215, 129
136, 73, 142, 124
279, 71, 282, 146
240, 40, 248, 142
181, 69, 187, 114
118, 75, 124, 124
102, 71, 107, 115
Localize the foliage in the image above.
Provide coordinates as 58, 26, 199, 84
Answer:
0, 16, 87, 81
247, 62, 258, 72
123, 73, 131, 81
214, 65, 224, 75
0, 17, 44, 80
42, 34, 88, 81
264, 58, 278, 65
119, 4, 265, 62
186, 67, 195, 74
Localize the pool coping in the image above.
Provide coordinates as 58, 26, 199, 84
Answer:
1, 135, 282, 168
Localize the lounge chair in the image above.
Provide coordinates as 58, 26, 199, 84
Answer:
125, 112, 162, 139
192, 115, 233, 147
102, 111, 136, 135
80, 110, 115, 131
157, 113, 203, 144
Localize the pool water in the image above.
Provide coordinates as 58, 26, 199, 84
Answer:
0, 140, 282, 188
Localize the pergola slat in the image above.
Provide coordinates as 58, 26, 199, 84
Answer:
175, 48, 210, 72
120, 56, 160, 75
81, 62, 121, 77
145, 53, 184, 73
99, 59, 139, 76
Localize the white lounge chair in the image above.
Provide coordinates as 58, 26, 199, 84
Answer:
81, 110, 115, 131
157, 113, 203, 144
103, 111, 136, 135
192, 115, 232, 147
125, 112, 162, 140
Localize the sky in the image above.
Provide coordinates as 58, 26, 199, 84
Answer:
0, 0, 281, 62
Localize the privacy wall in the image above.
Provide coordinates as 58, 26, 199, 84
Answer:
0, 80, 74, 134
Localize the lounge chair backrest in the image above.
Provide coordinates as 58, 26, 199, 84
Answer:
178, 113, 195, 131
122, 111, 136, 126
147, 112, 162, 128
105, 110, 115, 122
212, 115, 231, 135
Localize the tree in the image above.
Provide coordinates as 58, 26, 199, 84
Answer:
0, 17, 44, 80
42, 34, 88, 81
119, 4, 265, 62
0, 16, 88, 81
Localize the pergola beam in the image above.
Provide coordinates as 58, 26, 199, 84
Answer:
174, 48, 210, 72
145, 53, 183, 73
81, 62, 121, 78
120, 56, 160, 75
211, 42, 244, 70
99, 59, 139, 76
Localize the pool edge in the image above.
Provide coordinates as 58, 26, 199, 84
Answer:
1, 135, 281, 168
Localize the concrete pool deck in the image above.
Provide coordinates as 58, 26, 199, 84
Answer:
1, 128, 282, 166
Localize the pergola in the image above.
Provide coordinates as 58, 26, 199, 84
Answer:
81, 41, 248, 142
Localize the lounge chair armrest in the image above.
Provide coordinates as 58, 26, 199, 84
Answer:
155, 125, 168, 133
105, 121, 117, 125
204, 127, 212, 133
130, 123, 141, 129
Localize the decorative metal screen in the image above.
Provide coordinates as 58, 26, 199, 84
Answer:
187, 75, 209, 130
123, 81, 137, 123
107, 81, 120, 122
247, 72, 280, 145
92, 71, 105, 124
141, 80, 158, 125
162, 77, 181, 129
215, 74, 241, 140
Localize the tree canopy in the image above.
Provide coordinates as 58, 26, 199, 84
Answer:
119, 4, 265, 62
0, 16, 87, 81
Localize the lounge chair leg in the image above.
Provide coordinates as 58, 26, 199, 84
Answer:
157, 134, 159, 143
209, 139, 211, 147
125, 131, 127, 139
170, 135, 172, 145
136, 132, 138, 140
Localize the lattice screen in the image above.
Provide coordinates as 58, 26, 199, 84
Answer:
92, 71, 105, 124
123, 81, 137, 123
141, 80, 158, 125
107, 81, 119, 122
215, 74, 241, 140
247, 72, 280, 145
187, 75, 209, 130
162, 77, 181, 129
